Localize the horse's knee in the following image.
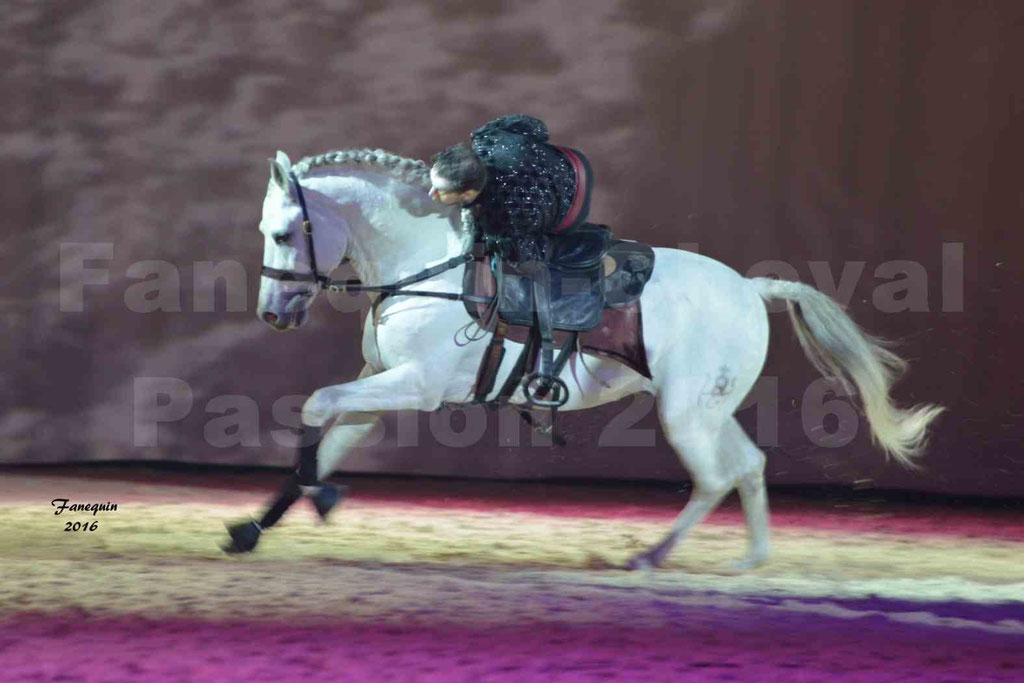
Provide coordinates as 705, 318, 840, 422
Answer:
302, 389, 334, 426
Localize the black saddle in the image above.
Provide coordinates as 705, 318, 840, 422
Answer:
463, 226, 655, 332
497, 225, 609, 331
461, 229, 655, 426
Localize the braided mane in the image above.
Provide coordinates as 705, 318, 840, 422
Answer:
292, 148, 431, 189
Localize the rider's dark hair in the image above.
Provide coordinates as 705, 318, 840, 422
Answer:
431, 142, 487, 192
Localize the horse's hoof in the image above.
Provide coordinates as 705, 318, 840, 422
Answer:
311, 484, 347, 523
625, 553, 657, 571
729, 553, 769, 572
222, 520, 261, 554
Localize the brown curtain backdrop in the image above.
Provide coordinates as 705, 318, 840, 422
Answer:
2, 1, 1021, 495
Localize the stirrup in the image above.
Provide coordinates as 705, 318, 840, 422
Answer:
522, 372, 569, 408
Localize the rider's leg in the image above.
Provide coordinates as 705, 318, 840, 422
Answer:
519, 259, 555, 380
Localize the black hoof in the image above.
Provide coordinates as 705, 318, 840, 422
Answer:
222, 520, 261, 554
311, 484, 347, 522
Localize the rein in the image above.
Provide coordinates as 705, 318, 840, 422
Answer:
260, 171, 487, 305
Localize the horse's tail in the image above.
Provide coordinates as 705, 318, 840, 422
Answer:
750, 277, 944, 468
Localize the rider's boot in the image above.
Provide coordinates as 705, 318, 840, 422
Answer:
520, 259, 561, 404
534, 263, 555, 382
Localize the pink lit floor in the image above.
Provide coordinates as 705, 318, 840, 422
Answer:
1, 466, 1022, 681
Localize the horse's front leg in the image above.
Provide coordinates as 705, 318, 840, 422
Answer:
223, 364, 440, 553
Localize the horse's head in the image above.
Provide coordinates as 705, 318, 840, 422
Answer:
256, 151, 349, 331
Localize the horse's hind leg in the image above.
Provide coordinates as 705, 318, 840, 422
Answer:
625, 400, 773, 571
722, 417, 770, 570
626, 419, 732, 570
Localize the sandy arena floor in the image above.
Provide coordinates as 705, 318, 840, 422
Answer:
0, 466, 1022, 681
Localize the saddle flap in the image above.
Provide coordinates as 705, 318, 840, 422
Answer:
498, 259, 605, 331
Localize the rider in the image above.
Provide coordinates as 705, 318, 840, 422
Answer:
429, 114, 599, 397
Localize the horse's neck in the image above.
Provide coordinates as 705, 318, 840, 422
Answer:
310, 173, 467, 285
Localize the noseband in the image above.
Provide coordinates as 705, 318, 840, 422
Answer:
259, 171, 477, 299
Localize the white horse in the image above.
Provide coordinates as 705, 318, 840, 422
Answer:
233, 147, 943, 570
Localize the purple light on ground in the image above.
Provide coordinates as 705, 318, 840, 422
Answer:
2, 601, 1022, 682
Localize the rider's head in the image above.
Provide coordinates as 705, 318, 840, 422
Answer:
429, 143, 486, 206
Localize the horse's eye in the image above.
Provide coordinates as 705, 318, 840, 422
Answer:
272, 232, 289, 246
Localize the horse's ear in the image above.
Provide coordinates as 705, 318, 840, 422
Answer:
268, 151, 293, 193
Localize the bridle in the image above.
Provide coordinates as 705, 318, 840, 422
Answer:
259, 170, 335, 288
259, 171, 479, 300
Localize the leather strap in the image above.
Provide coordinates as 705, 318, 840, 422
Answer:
472, 319, 508, 402
535, 331, 578, 400
529, 264, 555, 378
291, 171, 321, 283
497, 325, 540, 402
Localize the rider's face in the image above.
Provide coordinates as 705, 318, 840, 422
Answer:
429, 168, 480, 206
429, 187, 464, 205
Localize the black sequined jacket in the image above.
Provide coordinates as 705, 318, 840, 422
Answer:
466, 115, 586, 263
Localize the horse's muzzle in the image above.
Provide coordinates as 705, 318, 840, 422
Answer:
259, 308, 306, 331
